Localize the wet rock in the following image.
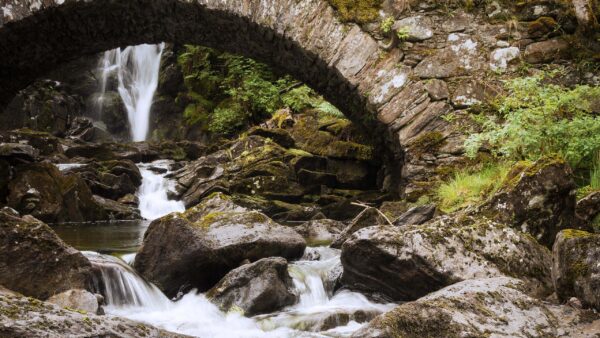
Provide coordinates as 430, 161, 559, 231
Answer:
295, 218, 345, 245
331, 207, 387, 249
393, 203, 436, 226
353, 277, 600, 338
207, 257, 297, 316
46, 289, 100, 314
67, 159, 142, 200
552, 229, 600, 311
0, 208, 93, 300
0, 143, 38, 162
65, 117, 113, 143
118, 193, 139, 206
341, 214, 553, 301
92, 195, 141, 220
393, 16, 433, 42
481, 157, 577, 247
134, 193, 306, 297
524, 37, 570, 63
0, 291, 186, 337
6, 162, 106, 223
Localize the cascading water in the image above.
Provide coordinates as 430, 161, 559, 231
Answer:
97, 43, 164, 142
85, 247, 395, 338
136, 160, 185, 221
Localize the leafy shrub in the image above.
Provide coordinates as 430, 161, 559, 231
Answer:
465, 71, 600, 169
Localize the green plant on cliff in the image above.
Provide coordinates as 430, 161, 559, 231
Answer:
436, 163, 511, 213
465, 70, 600, 169
177, 45, 346, 135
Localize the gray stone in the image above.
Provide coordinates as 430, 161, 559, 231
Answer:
0, 143, 38, 162
414, 33, 484, 79
489, 46, 520, 72
206, 257, 297, 316
134, 193, 306, 297
524, 38, 571, 64
341, 214, 553, 301
47, 289, 100, 314
393, 203, 436, 226
423, 79, 449, 101
393, 15, 434, 42
331, 207, 387, 249
552, 230, 600, 311
575, 191, 600, 225
353, 277, 600, 338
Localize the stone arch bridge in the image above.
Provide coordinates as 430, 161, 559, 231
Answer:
1, 0, 538, 196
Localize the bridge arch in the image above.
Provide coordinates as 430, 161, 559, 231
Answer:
0, 0, 418, 193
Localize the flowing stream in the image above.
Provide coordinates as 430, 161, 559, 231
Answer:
136, 160, 185, 220
97, 43, 164, 142
84, 247, 395, 338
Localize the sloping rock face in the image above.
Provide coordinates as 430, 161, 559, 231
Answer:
206, 257, 297, 316
341, 214, 552, 301
6, 162, 106, 223
0, 208, 93, 300
482, 158, 577, 247
353, 277, 600, 338
553, 229, 600, 311
134, 193, 306, 297
0, 290, 187, 338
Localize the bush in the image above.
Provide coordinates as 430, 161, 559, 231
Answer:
436, 163, 511, 213
465, 70, 600, 169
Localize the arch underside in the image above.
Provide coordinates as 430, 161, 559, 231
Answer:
0, 0, 404, 193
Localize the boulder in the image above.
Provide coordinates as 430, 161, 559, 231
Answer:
134, 193, 306, 297
92, 195, 141, 220
6, 162, 106, 223
552, 229, 600, 311
65, 117, 113, 143
0, 207, 93, 300
67, 159, 142, 200
206, 257, 297, 316
341, 214, 553, 301
0, 291, 186, 337
481, 157, 577, 247
46, 289, 100, 314
331, 207, 387, 249
353, 277, 600, 338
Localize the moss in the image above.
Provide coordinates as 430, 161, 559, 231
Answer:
326, 0, 383, 24
286, 148, 313, 157
561, 229, 593, 239
528, 16, 558, 36
409, 131, 446, 157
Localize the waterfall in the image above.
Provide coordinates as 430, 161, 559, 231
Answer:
136, 161, 185, 221
97, 43, 165, 142
84, 247, 395, 337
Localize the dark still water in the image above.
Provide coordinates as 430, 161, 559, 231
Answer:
52, 220, 150, 254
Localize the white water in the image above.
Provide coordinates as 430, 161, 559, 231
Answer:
136, 160, 185, 221
87, 247, 395, 338
97, 43, 164, 141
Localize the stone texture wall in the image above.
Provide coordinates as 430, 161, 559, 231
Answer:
0, 0, 597, 198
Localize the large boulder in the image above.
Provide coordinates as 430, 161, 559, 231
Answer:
66, 160, 142, 200
341, 214, 553, 301
0, 143, 39, 162
0, 208, 93, 300
482, 157, 577, 247
134, 193, 306, 297
552, 229, 600, 311
0, 290, 186, 338
353, 277, 600, 338
206, 257, 297, 316
6, 162, 106, 223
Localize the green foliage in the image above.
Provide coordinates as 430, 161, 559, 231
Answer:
396, 26, 410, 41
436, 163, 511, 213
591, 151, 600, 190
208, 101, 248, 134
281, 85, 315, 113
465, 71, 600, 169
380, 16, 395, 34
315, 101, 345, 118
